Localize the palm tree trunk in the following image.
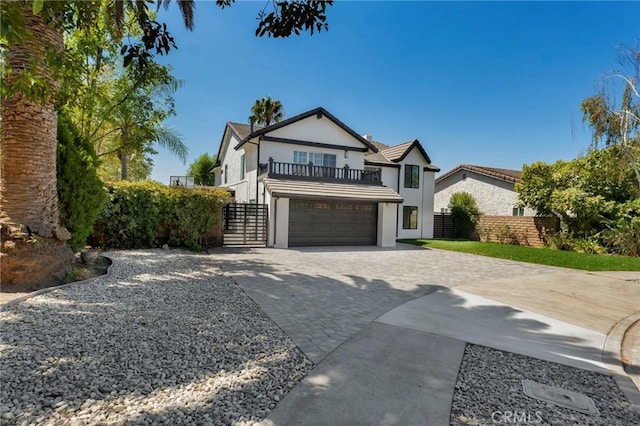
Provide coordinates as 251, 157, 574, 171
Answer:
1, 8, 73, 286
119, 151, 129, 181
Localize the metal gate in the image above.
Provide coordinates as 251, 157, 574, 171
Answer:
223, 203, 268, 246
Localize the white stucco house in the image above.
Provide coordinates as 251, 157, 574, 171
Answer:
434, 164, 535, 216
212, 107, 439, 248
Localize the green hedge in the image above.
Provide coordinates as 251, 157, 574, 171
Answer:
57, 112, 108, 252
90, 181, 228, 250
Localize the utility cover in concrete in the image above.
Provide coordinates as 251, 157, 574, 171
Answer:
522, 380, 599, 415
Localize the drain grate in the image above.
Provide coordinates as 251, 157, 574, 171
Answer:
522, 380, 599, 415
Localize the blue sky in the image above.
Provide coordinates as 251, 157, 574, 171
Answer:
151, 1, 640, 184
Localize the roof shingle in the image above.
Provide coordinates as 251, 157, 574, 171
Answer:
435, 164, 522, 184
263, 178, 404, 203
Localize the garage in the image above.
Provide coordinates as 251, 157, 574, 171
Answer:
289, 200, 378, 246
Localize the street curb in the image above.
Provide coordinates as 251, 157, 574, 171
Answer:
603, 311, 640, 413
0, 254, 114, 311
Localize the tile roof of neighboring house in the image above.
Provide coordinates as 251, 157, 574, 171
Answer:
263, 178, 404, 203
364, 139, 440, 171
435, 164, 522, 184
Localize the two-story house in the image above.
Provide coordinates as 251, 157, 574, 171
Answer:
212, 107, 439, 248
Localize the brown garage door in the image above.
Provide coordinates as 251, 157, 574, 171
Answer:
289, 200, 378, 246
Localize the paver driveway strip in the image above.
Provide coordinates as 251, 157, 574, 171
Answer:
209, 244, 563, 363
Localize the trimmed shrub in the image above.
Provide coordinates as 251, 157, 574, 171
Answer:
57, 112, 108, 252
90, 181, 228, 250
449, 192, 481, 239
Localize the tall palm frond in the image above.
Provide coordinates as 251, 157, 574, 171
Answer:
158, 0, 196, 30
151, 125, 187, 163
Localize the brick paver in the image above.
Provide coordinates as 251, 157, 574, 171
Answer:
209, 244, 563, 363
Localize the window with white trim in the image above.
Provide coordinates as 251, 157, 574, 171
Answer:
513, 207, 525, 216
293, 151, 308, 164
240, 154, 245, 179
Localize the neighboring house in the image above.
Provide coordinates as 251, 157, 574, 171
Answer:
212, 106, 439, 248
434, 164, 534, 216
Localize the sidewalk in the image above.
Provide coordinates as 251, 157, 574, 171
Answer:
261, 271, 640, 425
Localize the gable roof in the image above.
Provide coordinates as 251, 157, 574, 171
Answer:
365, 139, 440, 171
228, 122, 263, 140
212, 121, 265, 168
435, 164, 522, 184
234, 107, 379, 152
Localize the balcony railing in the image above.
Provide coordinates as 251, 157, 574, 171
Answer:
259, 157, 382, 185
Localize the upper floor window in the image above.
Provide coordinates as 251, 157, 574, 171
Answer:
240, 154, 245, 179
293, 151, 308, 164
404, 165, 419, 188
293, 151, 336, 168
513, 207, 525, 216
311, 152, 336, 168
224, 164, 228, 184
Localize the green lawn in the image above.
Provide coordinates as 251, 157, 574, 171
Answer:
399, 239, 640, 271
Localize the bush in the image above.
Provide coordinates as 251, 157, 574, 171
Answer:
57, 112, 108, 252
449, 192, 481, 239
495, 224, 519, 245
602, 199, 640, 257
545, 232, 574, 251
91, 181, 228, 250
571, 237, 606, 255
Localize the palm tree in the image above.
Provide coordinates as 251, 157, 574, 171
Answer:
0, 1, 196, 285
1, 0, 329, 284
249, 96, 285, 126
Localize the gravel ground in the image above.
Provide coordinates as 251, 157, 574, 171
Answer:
0, 250, 313, 425
450, 344, 640, 426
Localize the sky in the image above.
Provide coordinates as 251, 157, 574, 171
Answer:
150, 1, 640, 185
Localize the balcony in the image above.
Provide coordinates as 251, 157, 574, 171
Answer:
259, 157, 382, 185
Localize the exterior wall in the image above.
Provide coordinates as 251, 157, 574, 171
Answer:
217, 135, 259, 203
378, 166, 399, 190
377, 202, 398, 247
476, 215, 560, 247
434, 170, 534, 216
259, 140, 366, 170
421, 172, 436, 239
273, 198, 290, 248
396, 148, 435, 239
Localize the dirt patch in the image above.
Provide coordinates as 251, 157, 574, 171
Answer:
0, 251, 111, 302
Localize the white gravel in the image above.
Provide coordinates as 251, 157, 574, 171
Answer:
0, 250, 313, 425
450, 344, 640, 426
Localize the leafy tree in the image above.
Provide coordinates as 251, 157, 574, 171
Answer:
517, 146, 639, 254
581, 43, 640, 187
1, 0, 332, 284
249, 96, 285, 126
57, 111, 108, 252
92, 64, 187, 180
449, 192, 481, 239
187, 153, 217, 186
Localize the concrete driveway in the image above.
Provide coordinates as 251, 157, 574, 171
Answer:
209, 244, 640, 425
